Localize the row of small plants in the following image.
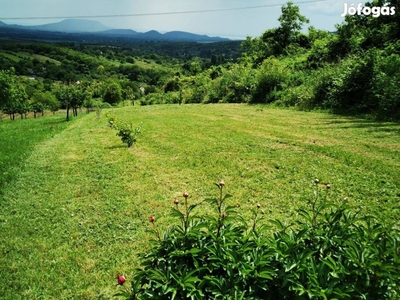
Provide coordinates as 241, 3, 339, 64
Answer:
117, 180, 400, 299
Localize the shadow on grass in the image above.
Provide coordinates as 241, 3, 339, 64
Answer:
105, 144, 128, 150
323, 118, 400, 135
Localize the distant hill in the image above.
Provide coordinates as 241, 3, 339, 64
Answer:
29, 19, 111, 33
163, 31, 226, 42
0, 19, 231, 42
96, 29, 229, 42
99, 29, 138, 36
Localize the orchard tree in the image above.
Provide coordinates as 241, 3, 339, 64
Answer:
70, 85, 90, 117
31, 91, 60, 117
46, 92, 61, 115
54, 84, 73, 121
0, 70, 28, 120
0, 70, 15, 119
122, 86, 134, 106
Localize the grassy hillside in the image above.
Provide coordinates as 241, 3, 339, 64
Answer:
0, 105, 399, 298
0, 113, 73, 191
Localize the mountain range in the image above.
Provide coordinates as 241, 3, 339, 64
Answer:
0, 19, 230, 42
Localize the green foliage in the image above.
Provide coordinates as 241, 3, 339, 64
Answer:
54, 84, 88, 120
1, 0, 399, 121
107, 114, 142, 147
0, 69, 29, 119
373, 53, 400, 120
278, 1, 309, 49
121, 181, 400, 299
250, 57, 289, 103
103, 81, 123, 105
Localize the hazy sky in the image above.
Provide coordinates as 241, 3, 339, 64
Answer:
0, 0, 364, 39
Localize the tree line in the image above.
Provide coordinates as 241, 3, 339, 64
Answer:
152, 0, 398, 120
1, 0, 399, 121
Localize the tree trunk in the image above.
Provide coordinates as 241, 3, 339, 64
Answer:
34, 111, 37, 118
66, 104, 70, 121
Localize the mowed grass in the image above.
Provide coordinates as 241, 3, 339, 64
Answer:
0, 113, 72, 191
1, 104, 399, 299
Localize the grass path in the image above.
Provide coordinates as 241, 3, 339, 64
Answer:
1, 104, 399, 298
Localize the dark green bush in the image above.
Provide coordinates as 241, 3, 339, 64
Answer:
117, 181, 400, 299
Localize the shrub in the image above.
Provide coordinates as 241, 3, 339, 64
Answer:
321, 53, 376, 114
107, 115, 142, 148
101, 102, 113, 109
117, 181, 400, 299
373, 53, 400, 120
250, 57, 290, 104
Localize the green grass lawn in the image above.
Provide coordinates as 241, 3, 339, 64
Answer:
0, 113, 72, 191
1, 104, 399, 299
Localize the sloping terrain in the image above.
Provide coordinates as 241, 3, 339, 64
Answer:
0, 104, 399, 298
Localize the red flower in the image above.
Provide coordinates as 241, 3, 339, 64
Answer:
117, 275, 126, 285
183, 191, 189, 198
149, 216, 155, 223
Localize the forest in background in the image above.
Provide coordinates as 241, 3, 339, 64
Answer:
1, 0, 399, 121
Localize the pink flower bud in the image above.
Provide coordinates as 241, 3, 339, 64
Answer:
117, 275, 126, 285
149, 216, 155, 223
183, 191, 189, 198
174, 198, 179, 205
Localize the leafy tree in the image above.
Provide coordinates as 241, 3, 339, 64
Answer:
164, 77, 180, 93
30, 91, 46, 118
70, 85, 90, 117
0, 70, 15, 119
54, 84, 79, 121
0, 70, 28, 120
14, 84, 30, 119
242, 1, 309, 62
103, 81, 122, 105
121, 86, 134, 106
277, 1, 309, 49
46, 92, 61, 115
